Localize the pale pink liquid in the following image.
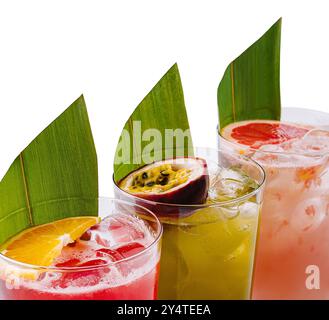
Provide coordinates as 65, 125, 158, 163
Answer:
0, 214, 160, 300
223, 129, 329, 299
254, 131, 329, 299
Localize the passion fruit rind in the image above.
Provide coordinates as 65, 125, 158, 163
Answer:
118, 157, 209, 205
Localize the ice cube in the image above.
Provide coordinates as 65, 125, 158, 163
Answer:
78, 259, 108, 267
94, 233, 111, 247
239, 201, 259, 218
55, 259, 81, 268
116, 242, 145, 258
53, 259, 108, 289
220, 206, 240, 219
102, 215, 147, 246
96, 248, 124, 261
224, 240, 247, 262
290, 197, 328, 233
208, 167, 258, 202
258, 143, 286, 153
95, 248, 134, 276
82, 216, 125, 247
254, 144, 291, 167
297, 129, 329, 155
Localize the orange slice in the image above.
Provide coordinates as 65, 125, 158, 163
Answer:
0, 216, 100, 267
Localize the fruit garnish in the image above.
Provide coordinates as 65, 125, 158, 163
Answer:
0, 216, 100, 267
221, 120, 310, 149
119, 157, 209, 205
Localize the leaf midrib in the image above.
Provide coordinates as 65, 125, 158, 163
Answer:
19, 152, 34, 227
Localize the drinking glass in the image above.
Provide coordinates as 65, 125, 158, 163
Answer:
218, 108, 329, 299
0, 198, 162, 300
114, 147, 265, 299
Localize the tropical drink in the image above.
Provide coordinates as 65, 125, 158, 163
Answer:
219, 108, 329, 299
114, 147, 265, 299
0, 199, 162, 300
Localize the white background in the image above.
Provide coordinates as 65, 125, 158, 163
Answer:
0, 0, 328, 195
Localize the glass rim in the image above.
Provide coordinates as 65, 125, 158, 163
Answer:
218, 107, 329, 158
0, 197, 163, 272
113, 146, 266, 208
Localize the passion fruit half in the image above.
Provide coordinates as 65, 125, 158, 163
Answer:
118, 157, 209, 205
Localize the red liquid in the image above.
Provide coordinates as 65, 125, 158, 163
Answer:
0, 214, 160, 300
0, 263, 159, 300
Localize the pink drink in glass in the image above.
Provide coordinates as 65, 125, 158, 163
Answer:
219, 108, 329, 299
0, 199, 162, 300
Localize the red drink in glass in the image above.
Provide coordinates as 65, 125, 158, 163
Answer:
0, 198, 162, 300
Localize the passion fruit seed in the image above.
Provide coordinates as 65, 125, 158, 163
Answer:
127, 164, 191, 194
157, 176, 169, 186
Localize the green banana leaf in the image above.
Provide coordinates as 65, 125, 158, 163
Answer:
114, 63, 193, 182
0, 95, 98, 245
217, 18, 282, 130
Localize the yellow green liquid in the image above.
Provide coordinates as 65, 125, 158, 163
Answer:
158, 203, 260, 299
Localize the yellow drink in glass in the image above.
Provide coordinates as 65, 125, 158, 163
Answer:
114, 147, 264, 299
